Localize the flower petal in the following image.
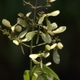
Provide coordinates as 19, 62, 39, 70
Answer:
49, 0, 56, 3
13, 40, 19, 45
50, 43, 57, 49
26, 12, 32, 17
2, 19, 11, 28
29, 54, 41, 59
47, 10, 60, 17
45, 62, 52, 66
53, 26, 66, 34
38, 14, 46, 24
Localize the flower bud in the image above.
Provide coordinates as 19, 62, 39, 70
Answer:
45, 45, 51, 51
57, 42, 63, 49
15, 25, 22, 32
2, 19, 11, 28
50, 43, 57, 49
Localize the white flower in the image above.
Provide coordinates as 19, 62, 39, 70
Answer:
49, 0, 56, 3
26, 12, 32, 17
13, 40, 19, 45
38, 10, 60, 24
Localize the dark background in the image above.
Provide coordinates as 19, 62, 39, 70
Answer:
0, 0, 80, 80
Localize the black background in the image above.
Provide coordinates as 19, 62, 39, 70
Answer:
0, 0, 80, 80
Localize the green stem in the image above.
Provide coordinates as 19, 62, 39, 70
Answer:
30, 0, 38, 80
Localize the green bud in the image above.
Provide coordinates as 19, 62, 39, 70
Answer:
45, 45, 51, 51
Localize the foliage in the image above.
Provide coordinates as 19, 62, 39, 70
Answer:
0, 0, 66, 80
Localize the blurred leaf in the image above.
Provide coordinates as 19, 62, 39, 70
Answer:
43, 65, 60, 80
23, 70, 30, 80
37, 74, 48, 80
32, 65, 60, 80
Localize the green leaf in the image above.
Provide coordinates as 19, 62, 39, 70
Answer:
23, 70, 30, 80
32, 65, 60, 80
40, 32, 51, 43
37, 74, 49, 80
43, 65, 60, 80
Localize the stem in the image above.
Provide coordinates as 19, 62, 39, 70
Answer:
30, 0, 38, 80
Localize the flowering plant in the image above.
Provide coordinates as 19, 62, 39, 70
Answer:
0, 0, 66, 80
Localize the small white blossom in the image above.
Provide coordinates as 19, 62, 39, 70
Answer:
13, 40, 19, 45
49, 0, 56, 3
57, 42, 63, 49
45, 62, 52, 66
26, 12, 32, 17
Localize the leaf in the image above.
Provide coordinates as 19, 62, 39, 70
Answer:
37, 74, 49, 80
17, 18, 27, 27
43, 65, 60, 80
53, 26, 66, 34
40, 32, 51, 43
53, 50, 60, 64
23, 70, 30, 80
18, 29, 27, 38
2, 19, 11, 28
32, 65, 60, 80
